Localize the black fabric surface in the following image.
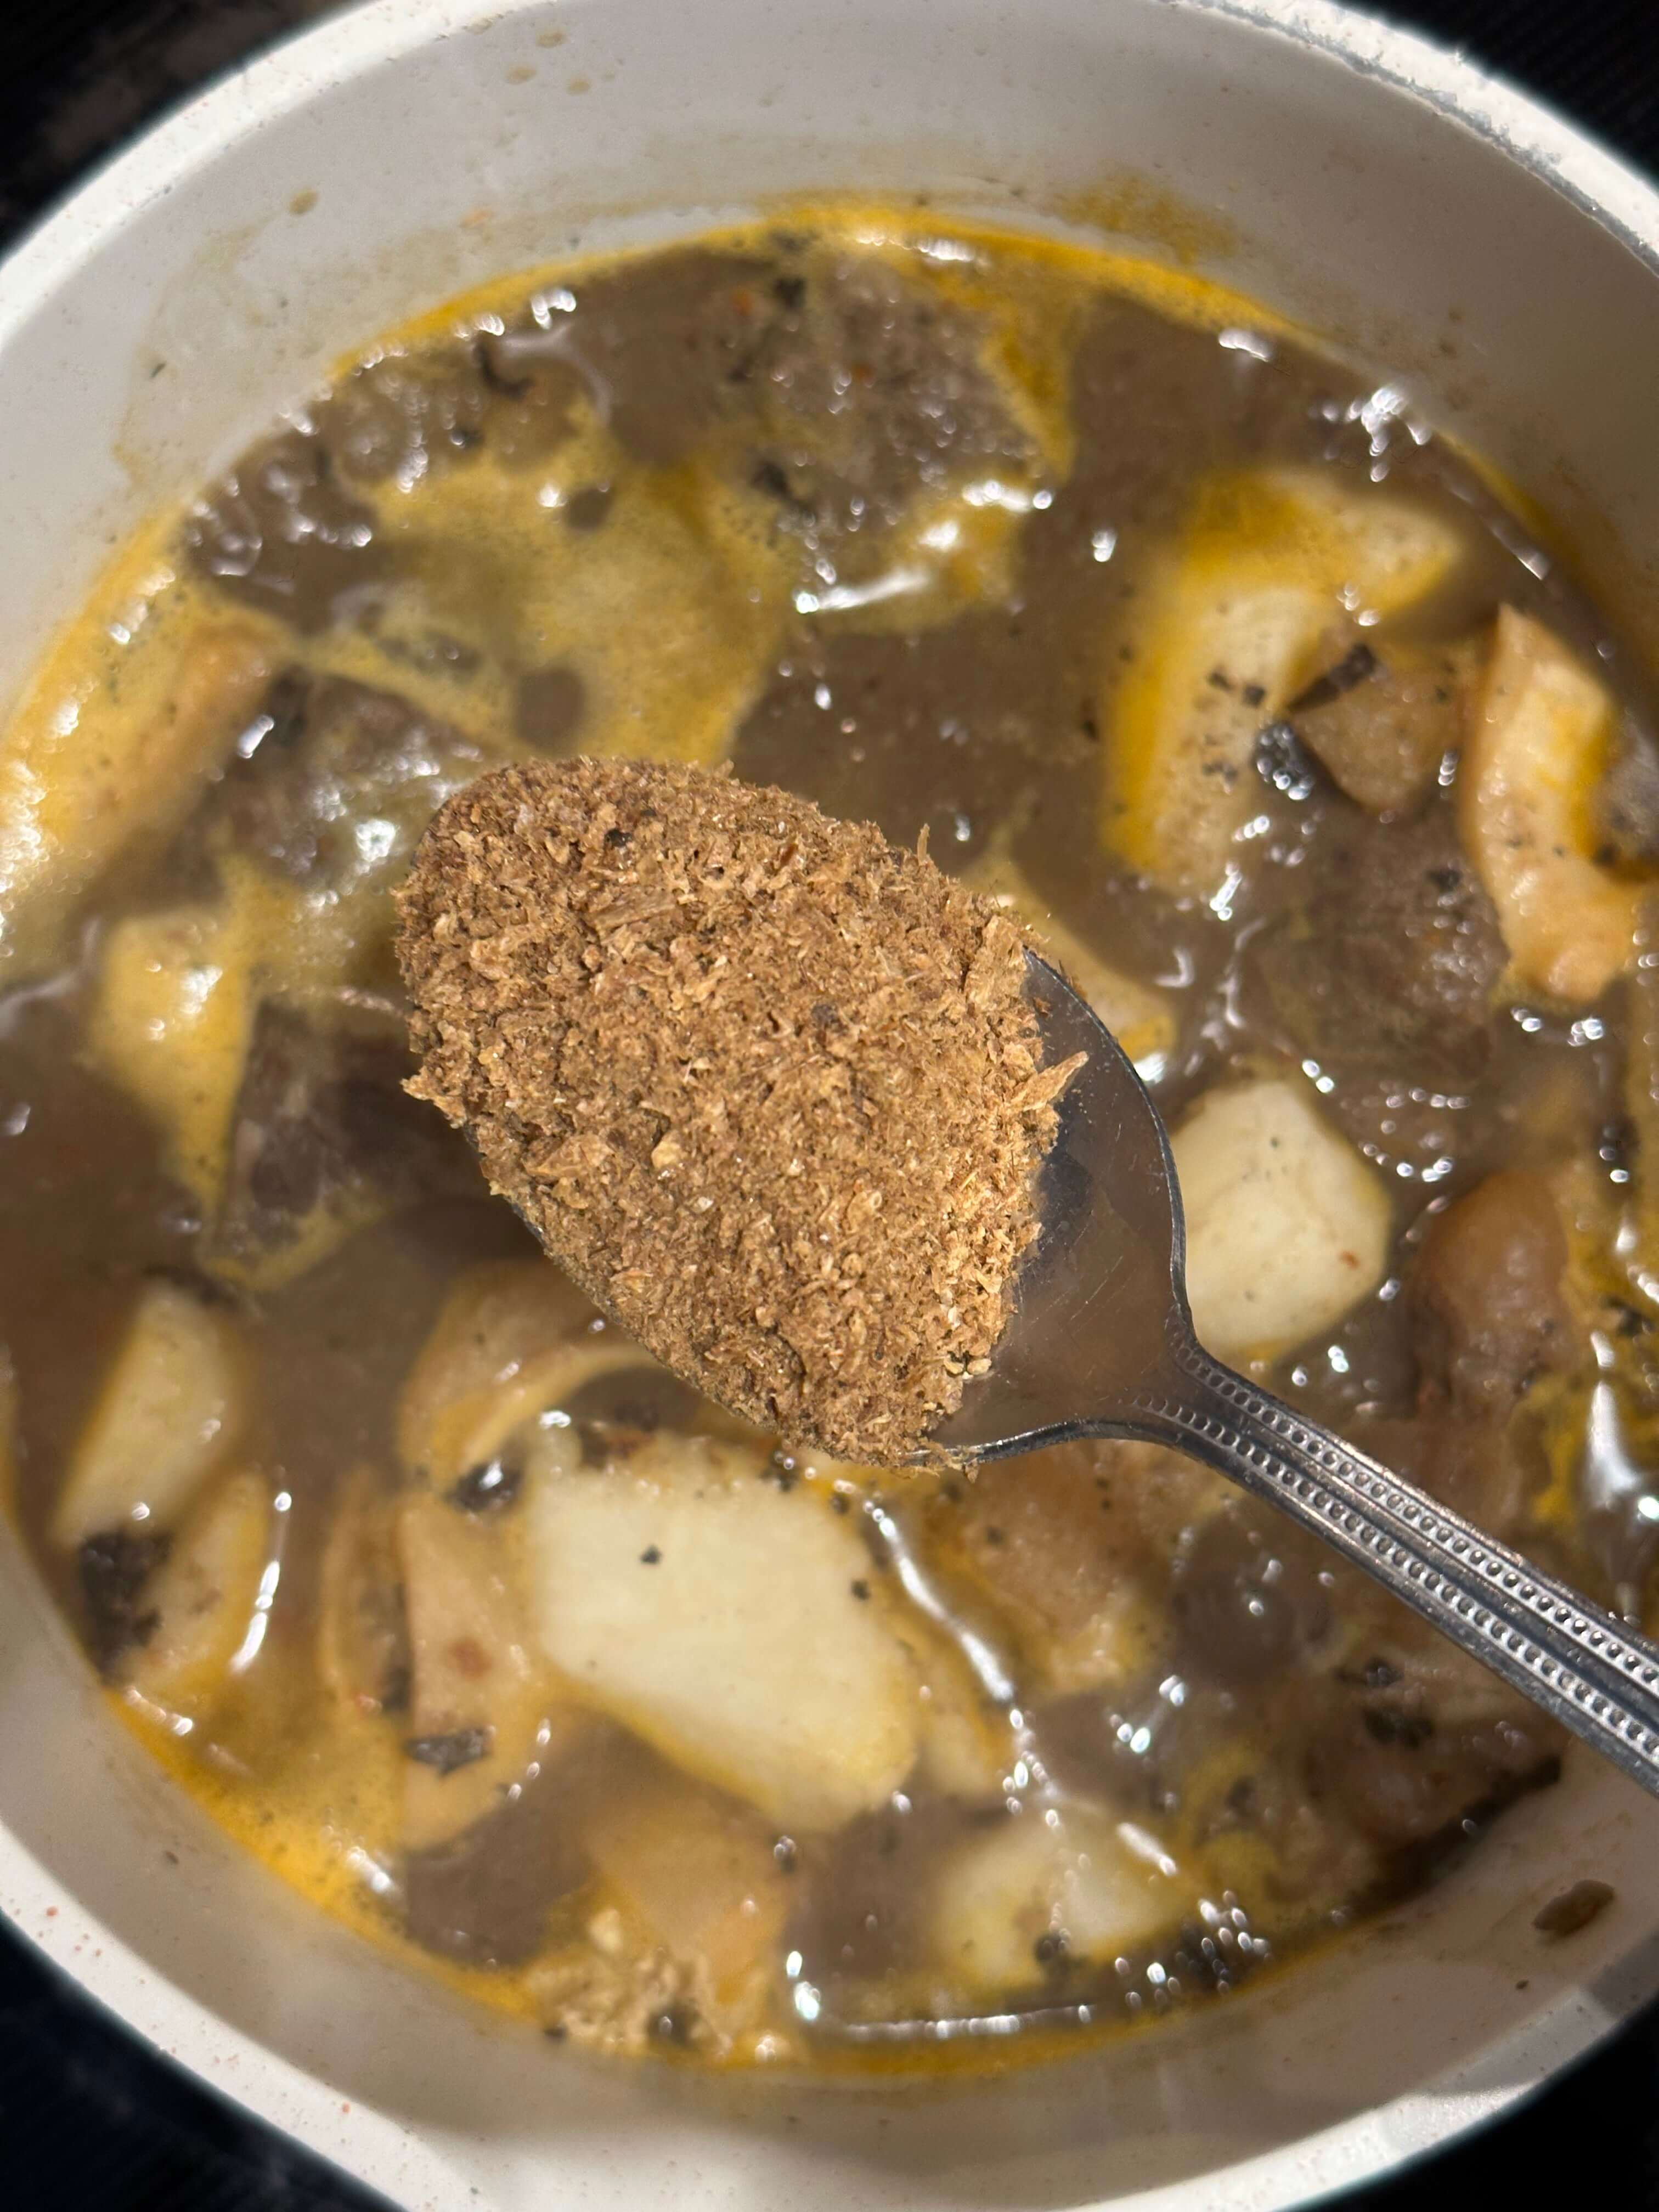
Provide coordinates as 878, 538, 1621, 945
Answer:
1, 2, 1656, 2206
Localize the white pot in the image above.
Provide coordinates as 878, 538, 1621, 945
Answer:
2, 3, 1657, 2205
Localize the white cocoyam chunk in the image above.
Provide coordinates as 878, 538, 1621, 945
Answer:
932, 1807, 1182, 1993
1105, 469, 1459, 900
0, 618, 272, 980
1460, 606, 1640, 1004
52, 1280, 244, 1548
88, 900, 257, 1211
397, 1259, 651, 1483
121, 1470, 272, 1720
1173, 1079, 1390, 1362
398, 1488, 562, 1850
528, 1433, 919, 1829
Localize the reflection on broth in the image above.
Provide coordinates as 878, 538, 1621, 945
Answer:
2, 207, 1657, 2069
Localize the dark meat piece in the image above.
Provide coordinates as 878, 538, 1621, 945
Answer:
1409, 1171, 1573, 1419
184, 429, 389, 633
77, 1529, 170, 1671
208, 999, 477, 1278
740, 251, 1034, 552
208, 670, 487, 900
1305, 1652, 1562, 1854
538, 243, 1029, 558
1249, 801, 1505, 1081
471, 331, 584, 467
311, 334, 585, 486
1172, 1508, 1331, 1685
783, 1799, 967, 2011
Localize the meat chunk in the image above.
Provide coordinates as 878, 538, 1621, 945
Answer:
1250, 801, 1504, 1079
208, 998, 476, 1288
1409, 1170, 1573, 1418
1305, 1626, 1563, 1854
208, 670, 487, 901
739, 250, 1035, 554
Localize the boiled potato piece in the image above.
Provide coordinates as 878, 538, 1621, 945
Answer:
316, 1466, 410, 1716
0, 613, 272, 978
932, 1807, 1182, 1993
89, 901, 258, 1210
398, 1487, 565, 1850
1105, 470, 1460, 900
582, 1771, 791, 2030
397, 1259, 654, 1483
964, 847, 1175, 1075
527, 1430, 919, 1829
52, 1279, 244, 1548
1173, 1078, 1391, 1362
121, 1469, 272, 1721
1460, 607, 1641, 1004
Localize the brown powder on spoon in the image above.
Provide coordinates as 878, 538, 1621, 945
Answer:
395, 758, 1081, 1463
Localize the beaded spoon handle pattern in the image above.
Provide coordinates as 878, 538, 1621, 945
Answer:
934, 955, 1659, 1799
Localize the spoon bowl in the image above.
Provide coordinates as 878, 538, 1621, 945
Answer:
935, 953, 1659, 1801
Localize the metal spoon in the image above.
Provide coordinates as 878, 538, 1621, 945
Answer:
932, 954, 1659, 1800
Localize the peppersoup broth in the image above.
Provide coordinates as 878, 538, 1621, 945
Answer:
2, 208, 1656, 2068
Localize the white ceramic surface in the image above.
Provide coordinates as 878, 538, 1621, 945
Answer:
2, 3, 1659, 2207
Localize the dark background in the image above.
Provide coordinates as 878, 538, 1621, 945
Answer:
1, 2, 1656, 2206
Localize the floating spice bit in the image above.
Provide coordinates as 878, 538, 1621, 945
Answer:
404, 1725, 493, 1775
397, 758, 1081, 1462
446, 1457, 522, 1513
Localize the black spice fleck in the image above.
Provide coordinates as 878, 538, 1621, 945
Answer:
404, 1725, 493, 1775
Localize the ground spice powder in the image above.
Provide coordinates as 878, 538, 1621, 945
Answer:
396, 758, 1079, 1462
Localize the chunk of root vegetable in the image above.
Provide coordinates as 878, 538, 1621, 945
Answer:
88, 901, 259, 1212
51, 1279, 244, 1548
1173, 1077, 1391, 1363
396, 1259, 649, 1485
527, 1430, 920, 1829
120, 1469, 272, 1722
1459, 607, 1641, 1005
1104, 469, 1460, 900
930, 1806, 1182, 1995
0, 616, 273, 979
398, 1487, 565, 1851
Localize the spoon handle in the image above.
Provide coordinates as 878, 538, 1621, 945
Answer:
1131, 1344, 1659, 1798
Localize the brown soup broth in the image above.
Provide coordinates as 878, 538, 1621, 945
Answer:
1, 207, 1655, 2069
